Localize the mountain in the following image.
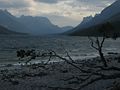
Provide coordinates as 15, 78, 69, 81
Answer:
18, 15, 67, 35
0, 10, 28, 33
81, 0, 120, 29
0, 9, 72, 35
0, 25, 25, 35
69, 0, 120, 36
61, 26, 73, 31
80, 16, 93, 26
70, 13, 120, 36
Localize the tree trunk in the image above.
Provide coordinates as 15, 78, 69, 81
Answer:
99, 50, 107, 67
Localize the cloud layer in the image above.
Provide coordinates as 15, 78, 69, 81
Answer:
34, 0, 59, 4
0, 0, 116, 26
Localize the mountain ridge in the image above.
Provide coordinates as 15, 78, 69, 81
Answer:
0, 9, 73, 35
68, 0, 120, 36
0, 25, 26, 35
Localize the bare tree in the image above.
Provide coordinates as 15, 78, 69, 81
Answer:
88, 22, 117, 67
15, 49, 120, 90
14, 22, 120, 89
88, 37, 107, 67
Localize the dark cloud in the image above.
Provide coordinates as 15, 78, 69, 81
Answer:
34, 0, 59, 4
77, 0, 116, 6
0, 0, 30, 9
0, 0, 116, 26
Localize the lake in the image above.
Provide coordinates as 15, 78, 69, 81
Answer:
0, 35, 120, 65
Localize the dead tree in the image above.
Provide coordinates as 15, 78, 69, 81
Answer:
15, 49, 120, 90
43, 50, 120, 90
88, 37, 107, 67
88, 22, 117, 67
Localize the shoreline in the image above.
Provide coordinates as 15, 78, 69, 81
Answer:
0, 52, 118, 67
0, 54, 120, 90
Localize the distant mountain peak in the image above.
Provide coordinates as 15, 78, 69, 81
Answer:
0, 9, 29, 33
100, 0, 120, 17
0, 9, 72, 35
18, 15, 66, 35
20, 15, 52, 25
68, 0, 120, 36
0, 9, 13, 16
80, 15, 93, 25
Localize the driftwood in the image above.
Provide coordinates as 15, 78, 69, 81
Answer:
15, 49, 120, 90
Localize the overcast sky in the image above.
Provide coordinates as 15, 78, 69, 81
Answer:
0, 0, 116, 27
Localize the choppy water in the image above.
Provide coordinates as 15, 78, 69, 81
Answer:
0, 35, 120, 65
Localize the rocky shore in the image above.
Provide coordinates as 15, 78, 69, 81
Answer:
0, 54, 120, 90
